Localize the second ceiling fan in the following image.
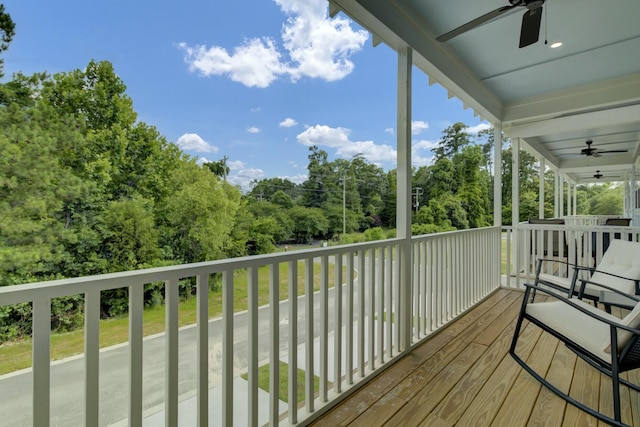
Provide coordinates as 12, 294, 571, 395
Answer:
437, 0, 545, 48
581, 139, 628, 157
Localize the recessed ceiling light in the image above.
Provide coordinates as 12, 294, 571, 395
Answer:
550, 42, 563, 49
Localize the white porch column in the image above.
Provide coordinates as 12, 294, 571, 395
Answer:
493, 124, 502, 226
539, 158, 545, 218
512, 138, 520, 225
554, 170, 560, 218
559, 175, 565, 217
567, 181, 572, 216
396, 46, 412, 353
631, 165, 637, 219
573, 183, 578, 215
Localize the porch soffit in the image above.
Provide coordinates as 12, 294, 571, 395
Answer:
332, 0, 640, 185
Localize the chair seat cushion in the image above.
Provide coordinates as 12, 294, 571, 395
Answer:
526, 299, 618, 363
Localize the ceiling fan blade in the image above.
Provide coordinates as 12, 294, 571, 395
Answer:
597, 149, 629, 154
519, 6, 543, 48
437, 5, 518, 42
592, 152, 602, 158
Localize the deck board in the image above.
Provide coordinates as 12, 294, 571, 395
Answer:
310, 289, 640, 427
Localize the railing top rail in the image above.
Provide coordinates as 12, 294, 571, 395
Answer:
412, 225, 501, 241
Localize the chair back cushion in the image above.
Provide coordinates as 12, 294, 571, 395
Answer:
605, 218, 631, 226
590, 240, 640, 295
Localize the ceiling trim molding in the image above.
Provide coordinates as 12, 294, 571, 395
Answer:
502, 72, 640, 123
505, 104, 640, 139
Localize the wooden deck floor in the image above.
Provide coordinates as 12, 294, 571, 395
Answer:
310, 289, 640, 427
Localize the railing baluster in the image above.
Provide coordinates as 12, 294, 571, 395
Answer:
357, 249, 365, 377
32, 297, 50, 427
412, 242, 420, 341
304, 258, 314, 413
288, 260, 298, 423
248, 266, 258, 427
196, 274, 209, 427
426, 240, 433, 333
165, 277, 179, 427
346, 251, 354, 385
222, 271, 234, 427
393, 243, 400, 351
85, 289, 100, 427
384, 245, 392, 358
319, 255, 329, 402
368, 248, 375, 370
269, 263, 280, 426
334, 254, 343, 393
420, 240, 427, 334
129, 285, 143, 427
377, 246, 384, 365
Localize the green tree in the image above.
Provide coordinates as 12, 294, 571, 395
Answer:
288, 206, 329, 243
433, 122, 471, 161
163, 163, 241, 263
96, 195, 160, 272
0, 4, 15, 77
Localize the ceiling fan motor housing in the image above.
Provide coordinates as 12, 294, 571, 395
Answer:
509, 0, 544, 8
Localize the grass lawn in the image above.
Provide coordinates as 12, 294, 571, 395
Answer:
241, 361, 323, 404
0, 260, 344, 375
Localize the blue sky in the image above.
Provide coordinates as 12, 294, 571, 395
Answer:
2, 0, 489, 191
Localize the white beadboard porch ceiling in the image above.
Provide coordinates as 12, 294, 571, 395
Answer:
330, 0, 640, 184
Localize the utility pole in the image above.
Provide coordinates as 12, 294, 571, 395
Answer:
340, 176, 351, 234
222, 155, 228, 181
413, 187, 423, 213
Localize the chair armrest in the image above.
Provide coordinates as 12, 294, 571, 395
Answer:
577, 278, 640, 301
584, 268, 640, 295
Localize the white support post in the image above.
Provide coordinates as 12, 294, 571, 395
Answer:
573, 183, 578, 215
539, 158, 545, 218
631, 165, 637, 219
493, 124, 502, 226
396, 46, 413, 352
553, 169, 560, 218
512, 138, 521, 287
567, 181, 572, 217
559, 175, 565, 217
512, 138, 520, 226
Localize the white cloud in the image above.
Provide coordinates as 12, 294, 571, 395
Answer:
179, 0, 368, 87
412, 139, 437, 167
280, 117, 298, 128
176, 133, 218, 153
466, 122, 491, 134
247, 126, 261, 134
226, 160, 266, 192
289, 161, 299, 168
385, 127, 394, 135
250, 107, 262, 112
411, 120, 429, 135
196, 156, 211, 165
279, 174, 307, 184
297, 124, 396, 163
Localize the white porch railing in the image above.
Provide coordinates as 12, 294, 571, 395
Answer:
0, 227, 502, 426
502, 223, 640, 290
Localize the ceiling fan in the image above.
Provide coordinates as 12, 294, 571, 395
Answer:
436, 0, 545, 48
581, 139, 628, 157
593, 170, 603, 179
